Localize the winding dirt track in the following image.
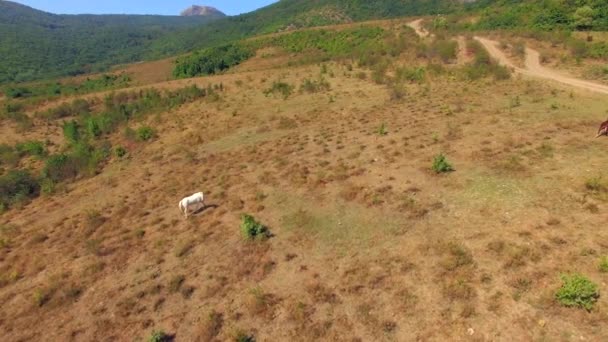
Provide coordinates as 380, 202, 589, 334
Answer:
474, 37, 608, 95
407, 19, 608, 95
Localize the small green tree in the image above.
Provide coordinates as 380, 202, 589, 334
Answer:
573, 6, 595, 32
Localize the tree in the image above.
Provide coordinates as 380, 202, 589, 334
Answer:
573, 6, 596, 31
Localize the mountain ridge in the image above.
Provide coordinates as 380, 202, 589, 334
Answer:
180, 5, 226, 17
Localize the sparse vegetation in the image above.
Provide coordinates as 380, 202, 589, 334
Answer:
555, 274, 599, 310
264, 81, 294, 100
377, 123, 388, 136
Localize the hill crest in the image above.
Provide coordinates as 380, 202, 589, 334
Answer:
180, 5, 226, 17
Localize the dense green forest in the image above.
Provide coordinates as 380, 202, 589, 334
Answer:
469, 0, 608, 31
0, 1, 223, 83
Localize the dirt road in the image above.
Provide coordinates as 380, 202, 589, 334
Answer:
407, 19, 430, 38
475, 36, 608, 95
407, 20, 608, 95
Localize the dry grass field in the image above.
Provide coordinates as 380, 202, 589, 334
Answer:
1, 19, 608, 342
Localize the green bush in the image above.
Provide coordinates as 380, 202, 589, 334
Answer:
115, 146, 127, 158
16, 140, 46, 158
43, 154, 78, 182
0, 170, 40, 209
300, 77, 331, 93
555, 274, 599, 310
264, 81, 294, 100
174, 43, 254, 78
63, 120, 80, 144
136, 126, 155, 141
430, 39, 458, 63
432, 153, 454, 173
148, 330, 170, 342
396, 67, 426, 83
240, 214, 270, 240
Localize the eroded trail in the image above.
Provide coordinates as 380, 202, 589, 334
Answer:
407, 20, 608, 95
476, 36, 608, 95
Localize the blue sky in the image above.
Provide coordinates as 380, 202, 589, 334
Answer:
11, 0, 278, 16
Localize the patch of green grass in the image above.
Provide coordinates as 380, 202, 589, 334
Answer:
432, 153, 454, 173
555, 274, 599, 310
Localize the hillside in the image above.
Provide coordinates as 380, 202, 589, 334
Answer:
0, 1, 223, 83
1, 0, 478, 84
4, 0, 608, 84
2, 15, 608, 340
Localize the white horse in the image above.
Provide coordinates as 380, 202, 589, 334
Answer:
178, 192, 205, 218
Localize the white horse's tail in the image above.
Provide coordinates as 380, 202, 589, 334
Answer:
178, 200, 184, 213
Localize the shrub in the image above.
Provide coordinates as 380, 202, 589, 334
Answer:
430, 39, 458, 63
16, 140, 46, 158
377, 123, 388, 136
396, 67, 426, 83
300, 77, 331, 93
115, 146, 127, 158
136, 126, 155, 141
555, 274, 599, 310
173, 43, 254, 78
585, 176, 607, 193
432, 153, 454, 173
43, 154, 78, 182
264, 81, 294, 100
63, 120, 80, 144
0, 170, 40, 209
492, 65, 511, 80
148, 330, 170, 342
240, 214, 270, 240
599, 256, 608, 273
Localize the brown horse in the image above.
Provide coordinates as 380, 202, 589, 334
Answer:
598, 119, 608, 138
